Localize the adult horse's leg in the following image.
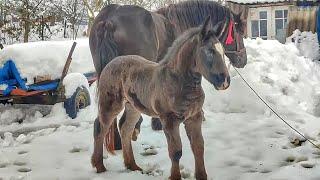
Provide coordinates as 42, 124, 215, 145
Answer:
111, 118, 122, 150
151, 117, 163, 130
120, 103, 142, 171
161, 116, 182, 180
184, 112, 207, 180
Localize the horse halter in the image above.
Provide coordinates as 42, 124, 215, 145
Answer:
217, 16, 246, 56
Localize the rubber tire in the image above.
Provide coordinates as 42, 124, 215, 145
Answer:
64, 86, 91, 119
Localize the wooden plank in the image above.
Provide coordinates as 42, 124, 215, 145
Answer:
59, 42, 77, 83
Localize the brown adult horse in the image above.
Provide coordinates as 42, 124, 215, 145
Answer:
89, 0, 247, 150
92, 17, 229, 180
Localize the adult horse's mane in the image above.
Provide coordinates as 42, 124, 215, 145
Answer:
160, 26, 200, 64
156, 0, 232, 33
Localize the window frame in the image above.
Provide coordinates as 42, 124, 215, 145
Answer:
251, 10, 268, 40
274, 9, 288, 36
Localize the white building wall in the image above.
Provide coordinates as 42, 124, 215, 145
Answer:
247, 5, 290, 40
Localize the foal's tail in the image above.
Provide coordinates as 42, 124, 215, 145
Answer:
97, 87, 116, 155
105, 121, 116, 154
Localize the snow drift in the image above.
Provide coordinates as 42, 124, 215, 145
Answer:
0, 39, 94, 84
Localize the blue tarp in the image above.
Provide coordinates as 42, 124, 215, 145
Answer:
0, 60, 58, 96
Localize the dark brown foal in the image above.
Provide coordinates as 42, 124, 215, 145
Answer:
92, 17, 230, 180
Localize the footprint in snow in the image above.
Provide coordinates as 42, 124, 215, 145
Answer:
69, 145, 89, 153
17, 167, 32, 173
301, 162, 315, 169
0, 162, 9, 168
281, 155, 309, 167
140, 144, 158, 156
17, 150, 28, 155
180, 165, 193, 179
142, 164, 163, 176
13, 160, 27, 166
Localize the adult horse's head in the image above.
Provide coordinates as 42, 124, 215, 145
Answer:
217, 11, 247, 68
156, 0, 247, 68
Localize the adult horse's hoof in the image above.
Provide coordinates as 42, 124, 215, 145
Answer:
151, 118, 163, 130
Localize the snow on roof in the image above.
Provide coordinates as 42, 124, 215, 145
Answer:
0, 39, 94, 85
227, 0, 292, 4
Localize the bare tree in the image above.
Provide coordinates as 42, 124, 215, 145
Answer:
83, 0, 104, 35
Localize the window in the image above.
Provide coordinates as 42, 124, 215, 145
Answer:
275, 10, 288, 36
251, 11, 268, 39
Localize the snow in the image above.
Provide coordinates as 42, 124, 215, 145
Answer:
227, 0, 291, 4
1, 38, 320, 179
0, 39, 94, 85
0, 84, 8, 91
287, 30, 320, 61
63, 73, 90, 98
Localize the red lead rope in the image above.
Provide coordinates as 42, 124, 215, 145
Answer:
225, 20, 234, 45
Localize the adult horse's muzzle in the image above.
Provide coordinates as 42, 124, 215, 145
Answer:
226, 48, 247, 68
210, 73, 230, 90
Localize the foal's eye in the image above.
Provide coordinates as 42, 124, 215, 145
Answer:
208, 48, 215, 54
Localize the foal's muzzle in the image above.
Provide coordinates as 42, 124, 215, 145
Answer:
210, 73, 230, 90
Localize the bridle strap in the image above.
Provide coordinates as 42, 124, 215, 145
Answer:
217, 16, 229, 39
219, 15, 246, 55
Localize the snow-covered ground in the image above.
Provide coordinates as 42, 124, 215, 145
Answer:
1, 38, 320, 180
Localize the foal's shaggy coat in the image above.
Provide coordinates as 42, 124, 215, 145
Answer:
91, 17, 230, 180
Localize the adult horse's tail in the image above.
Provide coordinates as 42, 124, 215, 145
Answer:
89, 4, 119, 77
90, 22, 118, 77
89, 4, 121, 153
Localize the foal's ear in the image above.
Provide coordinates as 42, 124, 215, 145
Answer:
201, 16, 213, 39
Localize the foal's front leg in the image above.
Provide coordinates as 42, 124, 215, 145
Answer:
184, 112, 207, 180
161, 116, 182, 180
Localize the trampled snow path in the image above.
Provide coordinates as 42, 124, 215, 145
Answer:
1, 38, 320, 179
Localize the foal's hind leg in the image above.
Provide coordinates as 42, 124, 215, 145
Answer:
119, 109, 143, 142
184, 112, 207, 180
91, 95, 124, 173
120, 103, 142, 171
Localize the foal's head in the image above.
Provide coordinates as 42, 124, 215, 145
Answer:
194, 17, 230, 90
162, 16, 230, 90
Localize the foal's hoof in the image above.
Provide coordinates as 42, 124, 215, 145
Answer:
151, 118, 163, 131
127, 164, 142, 171
132, 128, 140, 141
91, 157, 106, 173
96, 166, 107, 173
169, 175, 182, 180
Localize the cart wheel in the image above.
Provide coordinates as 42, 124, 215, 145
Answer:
64, 86, 91, 119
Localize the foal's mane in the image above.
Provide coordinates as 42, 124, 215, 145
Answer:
160, 26, 201, 65
156, 0, 232, 32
